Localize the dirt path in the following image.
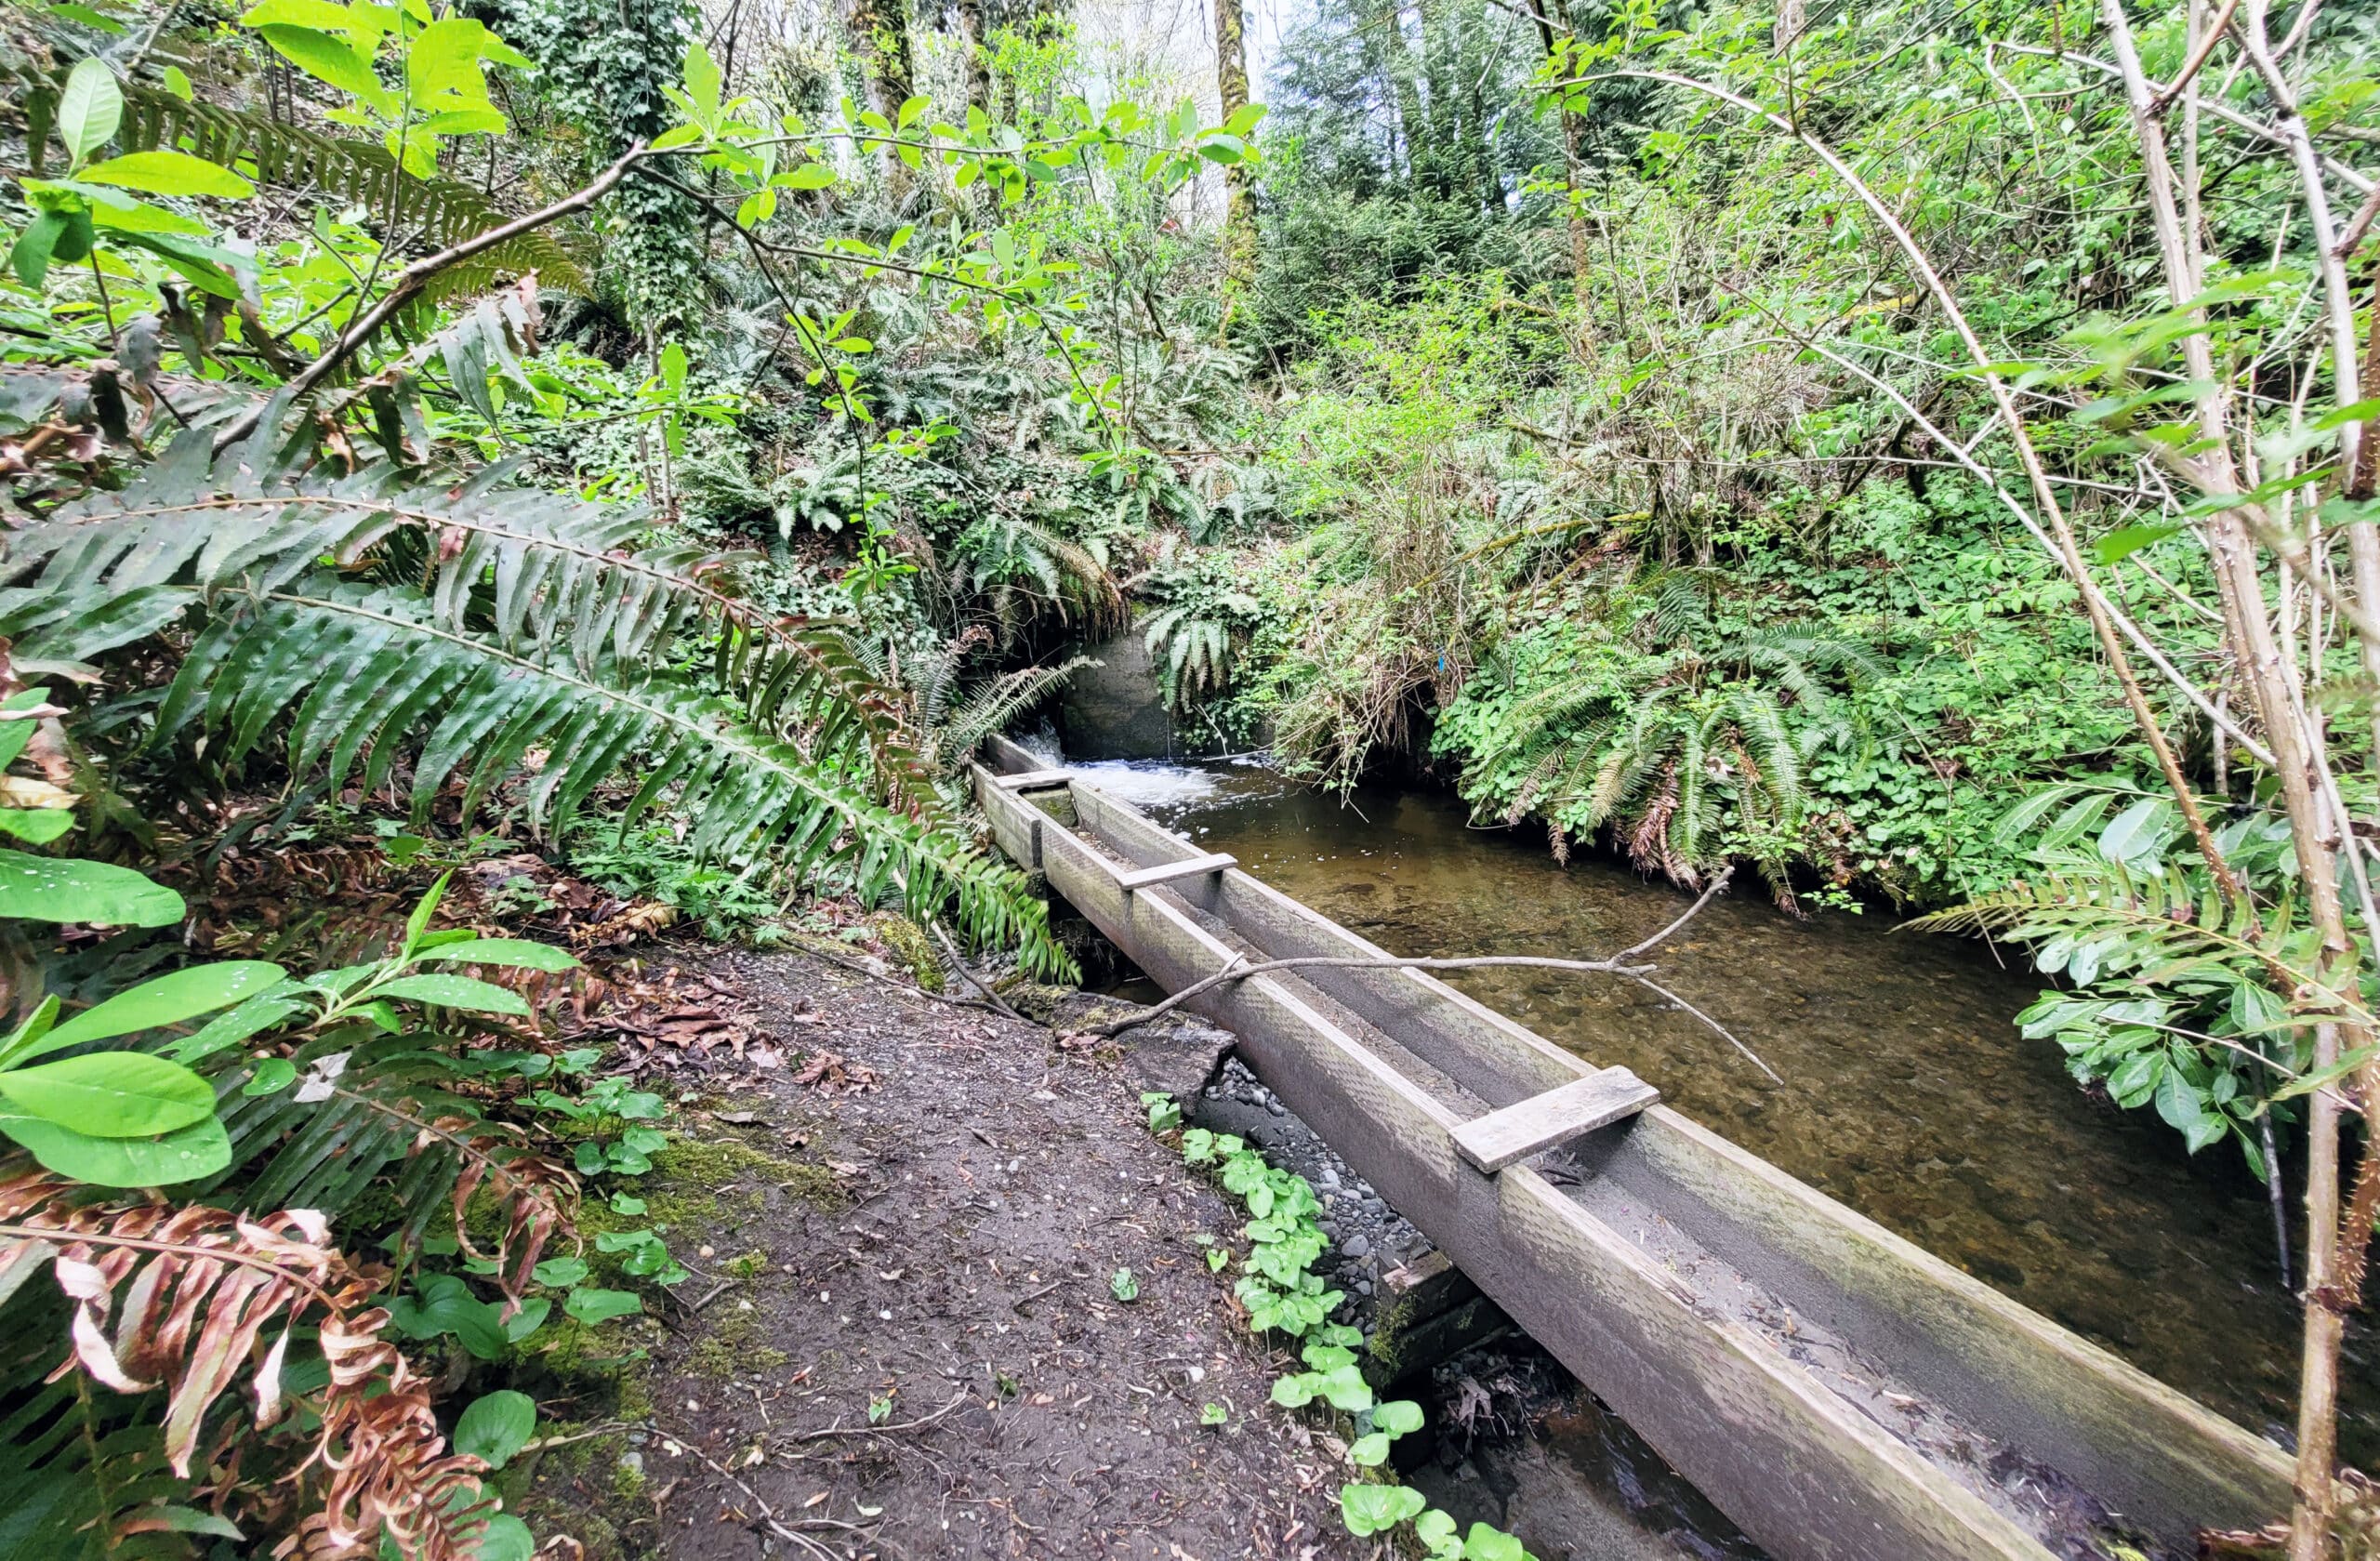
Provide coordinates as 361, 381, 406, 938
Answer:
515, 946, 1368, 1561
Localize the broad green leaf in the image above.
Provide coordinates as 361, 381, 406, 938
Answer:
402, 871, 451, 954
408, 18, 499, 98
532, 1256, 589, 1287
0, 1052, 218, 1136
775, 163, 836, 190
58, 59, 123, 165
389, 1277, 509, 1358
375, 972, 531, 1015
2091, 523, 2181, 565
0, 809, 74, 844
682, 40, 721, 118
162, 64, 194, 100
454, 1390, 536, 1469
503, 1297, 552, 1342
77, 151, 254, 199
257, 25, 388, 105
1461, 1525, 1528, 1561
9, 210, 69, 287
239, 0, 364, 31
165, 995, 303, 1064
1269, 1373, 1318, 1409
1339, 1483, 1426, 1536
2096, 798, 2170, 865
1372, 1400, 1424, 1435
419, 938, 578, 972
0, 688, 54, 768
0, 1110, 230, 1186
1316, 1363, 1372, 1412
28, 960, 286, 1059
0, 850, 182, 926
474, 1514, 534, 1561
1416, 1510, 1461, 1560
1348, 1432, 1391, 1466
2271, 1046, 2380, 1102
562, 1287, 643, 1324
242, 1057, 298, 1095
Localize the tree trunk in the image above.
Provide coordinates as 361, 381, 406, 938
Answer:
1213, 0, 1256, 300
956, 0, 992, 117
850, 0, 915, 191
1528, 4, 1594, 324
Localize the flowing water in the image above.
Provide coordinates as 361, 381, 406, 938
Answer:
1062, 755, 2379, 1485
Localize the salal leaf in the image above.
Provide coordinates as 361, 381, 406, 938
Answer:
0, 1110, 231, 1186
0, 1052, 219, 1136
25, 960, 286, 1060
375, 972, 530, 1015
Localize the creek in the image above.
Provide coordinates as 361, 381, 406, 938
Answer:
1040, 742, 2377, 1548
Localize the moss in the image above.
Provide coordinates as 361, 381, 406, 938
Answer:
872, 912, 945, 992
679, 1292, 792, 1380
574, 1131, 838, 1275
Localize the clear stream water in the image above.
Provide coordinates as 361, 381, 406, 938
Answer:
1064, 754, 2378, 1529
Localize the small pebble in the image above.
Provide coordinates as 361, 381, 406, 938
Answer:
1342, 1235, 1371, 1260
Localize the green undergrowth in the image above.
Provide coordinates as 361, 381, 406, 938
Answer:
1144, 1092, 1532, 1560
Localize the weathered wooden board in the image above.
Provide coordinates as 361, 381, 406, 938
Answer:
983, 766, 2046, 1561
969, 756, 2296, 1557
1115, 852, 1238, 890
1449, 1067, 1656, 1171
992, 767, 1075, 790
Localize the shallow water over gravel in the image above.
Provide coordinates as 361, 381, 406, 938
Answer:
1074, 756, 2374, 1463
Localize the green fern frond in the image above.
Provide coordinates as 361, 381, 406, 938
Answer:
0, 434, 945, 814
0, 1311, 197, 1561
0, 434, 1060, 971
1912, 866, 2354, 1025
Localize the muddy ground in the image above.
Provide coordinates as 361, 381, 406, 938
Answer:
509, 946, 1372, 1561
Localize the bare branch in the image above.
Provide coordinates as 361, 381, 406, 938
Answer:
211, 141, 651, 453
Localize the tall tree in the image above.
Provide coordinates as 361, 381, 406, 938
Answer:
849, 0, 916, 193
1214, 0, 1256, 295
1527, 0, 1593, 317
956, 0, 993, 115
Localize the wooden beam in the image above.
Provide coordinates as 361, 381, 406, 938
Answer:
1451, 1067, 1657, 1172
967, 761, 2294, 1555
993, 768, 1075, 790
1114, 852, 1237, 891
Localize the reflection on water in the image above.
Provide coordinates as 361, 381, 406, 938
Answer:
1092, 758, 2369, 1460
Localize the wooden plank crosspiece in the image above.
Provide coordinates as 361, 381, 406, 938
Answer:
1449, 1066, 1658, 1172
993, 768, 1075, 790
1114, 853, 1238, 892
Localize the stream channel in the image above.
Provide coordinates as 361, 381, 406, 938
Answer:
1036, 721, 2376, 1554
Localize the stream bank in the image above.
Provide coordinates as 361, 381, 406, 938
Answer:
509, 946, 1374, 1561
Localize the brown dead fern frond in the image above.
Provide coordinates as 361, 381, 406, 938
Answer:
0, 1170, 496, 1560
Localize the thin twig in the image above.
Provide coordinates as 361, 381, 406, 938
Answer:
1092, 953, 1778, 1081
211, 141, 650, 453
1612, 866, 1735, 961
930, 921, 1029, 1025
